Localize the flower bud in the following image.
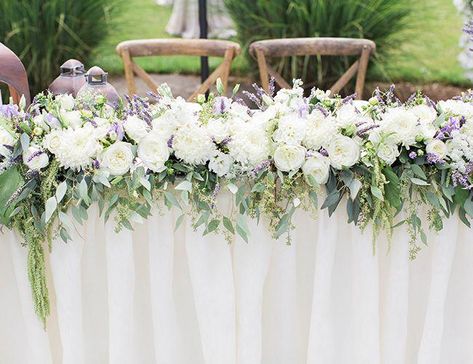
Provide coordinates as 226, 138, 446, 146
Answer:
369, 97, 379, 105
33, 127, 43, 136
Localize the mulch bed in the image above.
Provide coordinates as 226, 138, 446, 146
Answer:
110, 74, 470, 102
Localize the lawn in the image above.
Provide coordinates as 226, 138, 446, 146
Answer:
90, 0, 469, 86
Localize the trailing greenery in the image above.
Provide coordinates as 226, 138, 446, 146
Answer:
0, 0, 117, 95
224, 0, 412, 92
3, 81, 473, 325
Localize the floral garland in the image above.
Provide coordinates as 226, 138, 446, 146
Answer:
2, 80, 473, 325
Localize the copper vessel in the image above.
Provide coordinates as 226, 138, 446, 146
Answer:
48, 59, 86, 97
77, 66, 120, 107
0, 42, 31, 106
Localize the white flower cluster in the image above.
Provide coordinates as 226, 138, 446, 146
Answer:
4, 83, 473, 190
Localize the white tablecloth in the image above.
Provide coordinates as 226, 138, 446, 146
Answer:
1, 204, 472, 364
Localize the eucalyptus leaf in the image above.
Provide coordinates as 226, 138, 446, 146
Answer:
44, 197, 57, 223
55, 181, 68, 204
175, 180, 192, 191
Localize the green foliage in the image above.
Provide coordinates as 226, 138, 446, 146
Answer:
225, 0, 412, 91
0, 0, 117, 95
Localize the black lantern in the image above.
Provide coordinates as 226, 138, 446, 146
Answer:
48, 59, 86, 97
77, 66, 120, 107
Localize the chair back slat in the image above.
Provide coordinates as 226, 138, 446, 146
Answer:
250, 37, 375, 99
116, 39, 241, 100
0, 43, 31, 105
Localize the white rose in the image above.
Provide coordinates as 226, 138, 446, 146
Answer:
336, 104, 359, 128
326, 135, 360, 169
0, 127, 16, 157
57, 94, 75, 111
426, 139, 447, 159
124, 115, 149, 142
43, 130, 63, 155
23, 146, 49, 170
377, 143, 400, 165
138, 131, 170, 172
62, 110, 83, 129
209, 152, 233, 177
302, 153, 330, 185
303, 111, 337, 150
273, 144, 306, 172
100, 142, 134, 176
273, 113, 307, 145
206, 118, 229, 144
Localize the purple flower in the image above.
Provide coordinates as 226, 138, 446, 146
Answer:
167, 135, 174, 148
0, 104, 19, 118
426, 153, 444, 165
26, 150, 44, 163
250, 160, 271, 177
213, 96, 231, 114
319, 148, 329, 157
436, 116, 464, 139
408, 151, 417, 159
452, 170, 471, 189
109, 122, 124, 141
356, 124, 379, 137
93, 159, 100, 169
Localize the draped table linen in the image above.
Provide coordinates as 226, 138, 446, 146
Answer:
1, 203, 473, 364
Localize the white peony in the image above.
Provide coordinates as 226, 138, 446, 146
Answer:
326, 135, 360, 169
0, 127, 16, 157
173, 124, 216, 165
273, 144, 306, 172
303, 110, 337, 150
228, 123, 270, 168
124, 115, 149, 142
209, 152, 233, 177
23, 146, 49, 170
438, 100, 473, 119
377, 143, 400, 165
137, 131, 170, 172
100, 142, 134, 176
302, 153, 330, 185
426, 139, 447, 159
57, 94, 75, 111
151, 113, 177, 141
379, 108, 418, 146
206, 118, 229, 144
411, 104, 437, 124
273, 113, 307, 145
61, 110, 83, 129
54, 125, 101, 170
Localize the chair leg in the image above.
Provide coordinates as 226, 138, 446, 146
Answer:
121, 50, 137, 95
220, 48, 234, 94
355, 46, 371, 100
255, 49, 270, 94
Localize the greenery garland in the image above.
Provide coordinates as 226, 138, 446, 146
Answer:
1, 81, 473, 325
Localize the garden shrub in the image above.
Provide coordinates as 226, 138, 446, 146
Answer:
225, 0, 412, 93
0, 0, 116, 95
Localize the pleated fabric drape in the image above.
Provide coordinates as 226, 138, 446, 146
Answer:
1, 201, 472, 364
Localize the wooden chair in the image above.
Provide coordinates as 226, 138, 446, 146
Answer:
116, 39, 241, 101
0, 42, 31, 105
249, 37, 376, 99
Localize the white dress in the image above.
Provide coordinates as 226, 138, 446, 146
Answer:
162, 0, 236, 39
